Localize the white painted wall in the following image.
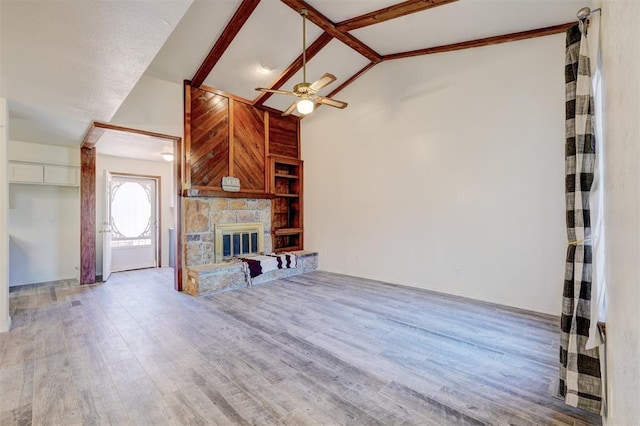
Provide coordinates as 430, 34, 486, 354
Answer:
0, 98, 11, 331
96, 154, 174, 275
7, 141, 80, 286
600, 0, 640, 422
302, 35, 566, 315
8, 185, 80, 286
111, 74, 184, 140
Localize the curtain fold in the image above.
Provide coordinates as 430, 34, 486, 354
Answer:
558, 24, 602, 415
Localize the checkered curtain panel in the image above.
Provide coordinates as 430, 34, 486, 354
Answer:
558, 24, 602, 414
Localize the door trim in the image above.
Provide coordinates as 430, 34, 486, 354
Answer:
81, 122, 183, 291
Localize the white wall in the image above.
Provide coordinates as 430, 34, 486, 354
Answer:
302, 35, 566, 315
8, 185, 80, 286
7, 140, 80, 286
96, 154, 174, 275
0, 98, 10, 331
111, 74, 184, 140
601, 0, 640, 422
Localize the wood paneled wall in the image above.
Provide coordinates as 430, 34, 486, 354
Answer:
268, 113, 299, 158
80, 147, 96, 284
189, 88, 229, 187
184, 82, 300, 197
233, 101, 266, 191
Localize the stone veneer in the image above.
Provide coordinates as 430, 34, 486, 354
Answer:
184, 197, 272, 267
184, 250, 319, 296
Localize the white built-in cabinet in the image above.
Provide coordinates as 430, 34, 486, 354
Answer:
9, 161, 80, 187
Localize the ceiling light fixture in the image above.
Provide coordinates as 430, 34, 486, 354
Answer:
296, 98, 314, 115
161, 152, 174, 162
255, 9, 347, 116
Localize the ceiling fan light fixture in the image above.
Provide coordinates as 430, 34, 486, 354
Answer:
296, 98, 314, 115
161, 152, 174, 162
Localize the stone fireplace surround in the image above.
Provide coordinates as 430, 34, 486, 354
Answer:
185, 197, 273, 267
183, 197, 317, 296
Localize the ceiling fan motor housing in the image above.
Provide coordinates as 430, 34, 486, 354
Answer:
293, 82, 312, 96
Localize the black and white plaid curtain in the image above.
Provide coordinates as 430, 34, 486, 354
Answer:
558, 24, 602, 414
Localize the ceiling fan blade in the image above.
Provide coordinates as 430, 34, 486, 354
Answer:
255, 87, 295, 96
282, 101, 298, 116
316, 96, 348, 109
308, 73, 337, 93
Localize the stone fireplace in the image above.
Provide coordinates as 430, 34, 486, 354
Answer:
183, 196, 318, 296
184, 197, 272, 268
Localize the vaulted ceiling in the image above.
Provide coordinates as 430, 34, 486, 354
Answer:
0, 0, 586, 148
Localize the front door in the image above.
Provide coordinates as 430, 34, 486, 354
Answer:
108, 175, 158, 273
102, 171, 113, 281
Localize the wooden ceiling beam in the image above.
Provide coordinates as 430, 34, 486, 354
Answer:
383, 22, 574, 60
82, 121, 181, 149
336, 0, 458, 32
326, 62, 377, 99
253, 32, 333, 107
191, 0, 261, 88
308, 61, 377, 115
280, 0, 382, 63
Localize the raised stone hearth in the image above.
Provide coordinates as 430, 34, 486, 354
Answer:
183, 197, 317, 296
184, 251, 318, 296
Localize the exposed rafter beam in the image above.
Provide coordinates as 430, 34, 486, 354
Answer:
326, 62, 377, 99
336, 0, 457, 32
280, 0, 382, 63
308, 62, 378, 116
383, 22, 575, 60
191, 0, 261, 88
253, 32, 333, 107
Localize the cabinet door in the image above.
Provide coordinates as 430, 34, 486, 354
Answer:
9, 163, 44, 183
44, 165, 79, 186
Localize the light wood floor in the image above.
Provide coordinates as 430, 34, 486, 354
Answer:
1, 269, 600, 426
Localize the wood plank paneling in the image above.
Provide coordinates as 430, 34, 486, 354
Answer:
80, 147, 96, 285
268, 112, 299, 158
189, 87, 229, 187
233, 101, 266, 191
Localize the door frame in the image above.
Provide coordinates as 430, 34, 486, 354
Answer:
80, 122, 183, 291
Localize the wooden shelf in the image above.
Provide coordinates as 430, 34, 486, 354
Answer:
270, 157, 303, 252
274, 228, 303, 236
276, 245, 302, 251
274, 173, 299, 179
183, 188, 274, 199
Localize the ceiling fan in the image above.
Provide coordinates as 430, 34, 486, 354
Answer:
255, 8, 348, 116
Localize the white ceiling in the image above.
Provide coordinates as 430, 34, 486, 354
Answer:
1, 0, 586, 159
0, 0, 192, 147
95, 130, 175, 163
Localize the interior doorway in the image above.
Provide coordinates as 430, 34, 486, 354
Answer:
103, 173, 160, 281
80, 122, 183, 290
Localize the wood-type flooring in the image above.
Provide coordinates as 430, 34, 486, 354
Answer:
0, 269, 601, 425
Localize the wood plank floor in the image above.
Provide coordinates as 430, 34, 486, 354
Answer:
0, 269, 601, 426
